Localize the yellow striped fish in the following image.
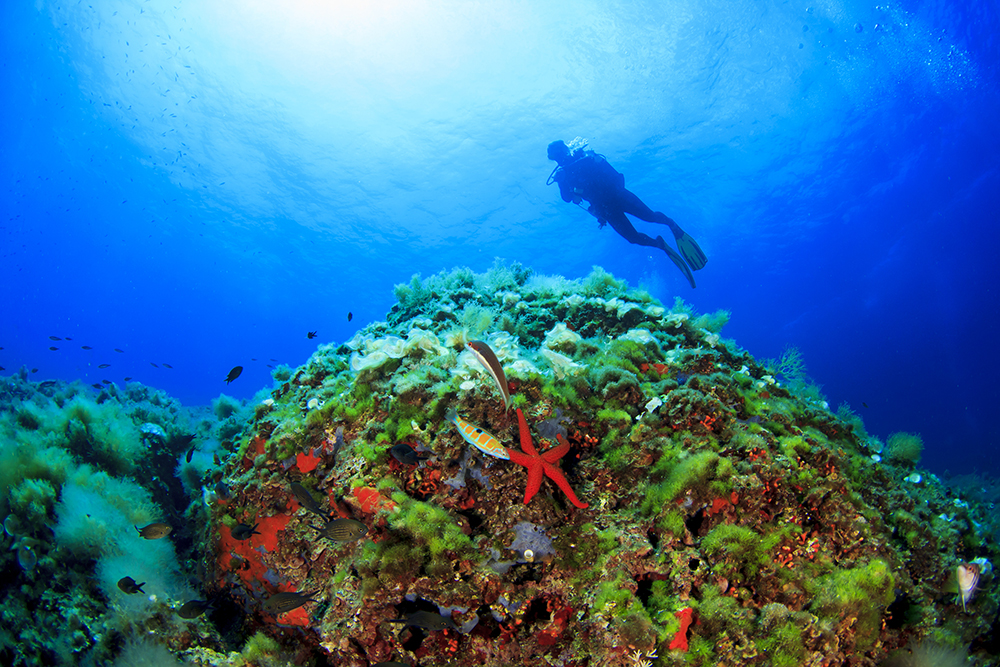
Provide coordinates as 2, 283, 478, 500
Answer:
447, 409, 509, 460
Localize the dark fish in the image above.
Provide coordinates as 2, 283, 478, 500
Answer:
114, 348, 124, 353
387, 611, 456, 631
225, 366, 243, 384
231, 522, 260, 540
862, 402, 869, 408
269, 358, 278, 362
390, 443, 429, 467
150, 362, 159, 368
82, 345, 93, 350
177, 599, 212, 619
117, 576, 145, 594
39, 380, 58, 388
175, 433, 196, 447
91, 383, 104, 389
347, 312, 353, 322
0, 366, 5, 371
290, 483, 325, 516
251, 358, 258, 361
124, 376, 133, 381
48, 347, 58, 351
49, 336, 61, 341
307, 331, 318, 339
215, 480, 231, 499
101, 379, 111, 385
64, 337, 72, 341
163, 363, 173, 369
186, 446, 195, 463
98, 363, 111, 368
135, 522, 172, 539
263, 590, 319, 614
315, 518, 367, 543
30, 368, 38, 373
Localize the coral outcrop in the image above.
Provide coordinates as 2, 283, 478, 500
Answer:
205, 262, 998, 666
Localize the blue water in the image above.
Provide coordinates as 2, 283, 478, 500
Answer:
2, 1, 997, 477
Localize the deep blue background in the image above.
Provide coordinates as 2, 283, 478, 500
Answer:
2, 1, 998, 477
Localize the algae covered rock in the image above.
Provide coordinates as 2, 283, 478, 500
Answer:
209, 262, 998, 667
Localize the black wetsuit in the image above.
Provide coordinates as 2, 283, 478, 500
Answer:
551, 150, 676, 250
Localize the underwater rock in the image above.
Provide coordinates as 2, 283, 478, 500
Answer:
203, 262, 999, 667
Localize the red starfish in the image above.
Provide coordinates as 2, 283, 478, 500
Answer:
505, 408, 588, 509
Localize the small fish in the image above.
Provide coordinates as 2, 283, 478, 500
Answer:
390, 443, 429, 467
0, 366, 5, 372
150, 362, 159, 368
225, 366, 243, 384
215, 480, 231, 499
862, 402, 869, 408
307, 331, 318, 339
91, 383, 104, 389
81, 345, 93, 350
347, 312, 353, 322
101, 379, 112, 385
64, 337, 72, 341
290, 482, 326, 516
387, 611, 456, 631
185, 446, 195, 463
177, 599, 212, 619
30, 368, 38, 373
135, 523, 172, 539
48, 347, 58, 351
447, 409, 509, 460
315, 518, 368, 543
957, 563, 981, 611
39, 380, 57, 389
114, 348, 124, 353
269, 358, 278, 362
231, 522, 260, 540
466, 340, 511, 409
163, 363, 173, 369
264, 590, 319, 614
124, 376, 133, 381
49, 336, 61, 341
98, 363, 111, 368
117, 576, 145, 594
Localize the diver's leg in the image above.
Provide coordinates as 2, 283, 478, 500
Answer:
606, 212, 696, 288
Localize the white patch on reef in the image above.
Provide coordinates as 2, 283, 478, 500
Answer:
543, 322, 582, 353
539, 348, 585, 379
619, 328, 654, 345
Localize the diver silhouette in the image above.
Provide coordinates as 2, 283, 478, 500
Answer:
546, 139, 707, 288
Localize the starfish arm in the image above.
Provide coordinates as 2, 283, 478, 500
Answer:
540, 439, 570, 463
542, 462, 589, 509
515, 408, 538, 456
524, 461, 544, 504
505, 448, 534, 467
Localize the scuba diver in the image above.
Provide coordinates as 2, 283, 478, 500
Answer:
546, 139, 707, 288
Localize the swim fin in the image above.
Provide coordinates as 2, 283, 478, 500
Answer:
654, 213, 708, 271
673, 228, 708, 271
657, 237, 696, 288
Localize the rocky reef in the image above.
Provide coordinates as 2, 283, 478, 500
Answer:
2, 262, 997, 666
206, 262, 998, 666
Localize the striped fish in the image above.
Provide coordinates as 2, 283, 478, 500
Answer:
447, 409, 509, 460
316, 518, 368, 543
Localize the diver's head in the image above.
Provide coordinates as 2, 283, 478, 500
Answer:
547, 140, 571, 164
